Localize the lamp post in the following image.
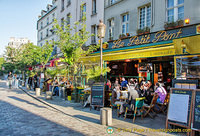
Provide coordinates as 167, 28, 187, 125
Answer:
97, 20, 106, 81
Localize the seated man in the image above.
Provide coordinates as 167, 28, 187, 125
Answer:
53, 79, 59, 96
144, 80, 154, 105
121, 81, 140, 114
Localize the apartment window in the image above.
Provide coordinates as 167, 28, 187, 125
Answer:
110, 0, 115, 5
80, 4, 86, 20
91, 25, 96, 44
40, 43, 43, 47
40, 32, 43, 40
51, 26, 55, 34
46, 29, 49, 37
61, 0, 64, 11
41, 22, 43, 29
108, 19, 114, 40
67, 0, 71, 6
52, 13, 55, 22
47, 17, 49, 25
92, 0, 97, 14
61, 18, 64, 30
122, 13, 129, 35
67, 13, 71, 25
139, 5, 151, 29
167, 0, 184, 22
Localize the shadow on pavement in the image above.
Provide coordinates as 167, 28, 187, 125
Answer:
0, 100, 86, 136
73, 115, 100, 124
8, 96, 47, 109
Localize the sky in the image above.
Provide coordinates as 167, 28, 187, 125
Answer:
0, 0, 52, 56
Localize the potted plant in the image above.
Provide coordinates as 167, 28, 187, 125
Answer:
137, 28, 144, 35
144, 27, 150, 34
126, 33, 130, 37
119, 34, 127, 39
164, 21, 176, 30
176, 19, 184, 27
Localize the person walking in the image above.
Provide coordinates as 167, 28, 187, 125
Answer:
7, 72, 13, 89
33, 73, 38, 91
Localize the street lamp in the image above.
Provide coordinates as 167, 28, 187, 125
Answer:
97, 20, 106, 81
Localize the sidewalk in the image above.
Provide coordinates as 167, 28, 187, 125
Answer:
20, 85, 187, 136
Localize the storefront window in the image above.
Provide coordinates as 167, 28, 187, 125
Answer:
176, 55, 200, 78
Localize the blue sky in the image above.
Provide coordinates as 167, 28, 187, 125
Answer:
0, 0, 52, 55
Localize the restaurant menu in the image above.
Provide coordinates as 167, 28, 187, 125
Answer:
91, 83, 104, 107
192, 91, 200, 130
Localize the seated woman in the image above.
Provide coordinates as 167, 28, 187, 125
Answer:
53, 79, 59, 96
144, 80, 154, 105
154, 82, 167, 103
113, 84, 121, 100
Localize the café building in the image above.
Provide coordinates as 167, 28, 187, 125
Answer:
81, 24, 200, 87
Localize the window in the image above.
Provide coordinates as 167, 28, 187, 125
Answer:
51, 26, 54, 34
167, 0, 184, 22
67, 0, 71, 6
52, 13, 55, 22
61, 0, 64, 11
139, 5, 151, 29
108, 19, 114, 40
91, 25, 96, 44
40, 32, 43, 40
92, 0, 96, 14
41, 22, 43, 29
67, 13, 71, 25
47, 17, 49, 25
40, 43, 43, 47
61, 18, 64, 30
46, 29, 49, 37
110, 0, 115, 5
122, 13, 129, 35
80, 4, 86, 20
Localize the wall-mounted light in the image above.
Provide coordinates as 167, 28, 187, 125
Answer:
184, 18, 190, 24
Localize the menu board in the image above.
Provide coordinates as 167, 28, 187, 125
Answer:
192, 91, 200, 130
91, 83, 104, 107
167, 89, 193, 127
168, 94, 189, 123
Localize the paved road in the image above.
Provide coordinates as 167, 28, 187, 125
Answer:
0, 80, 182, 136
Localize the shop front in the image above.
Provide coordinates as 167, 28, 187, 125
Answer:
81, 23, 200, 88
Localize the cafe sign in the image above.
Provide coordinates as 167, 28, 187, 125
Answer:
108, 24, 197, 49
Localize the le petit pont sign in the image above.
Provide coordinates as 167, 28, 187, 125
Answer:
108, 24, 197, 49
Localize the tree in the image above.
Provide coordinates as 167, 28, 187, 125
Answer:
53, 14, 100, 85
37, 41, 54, 80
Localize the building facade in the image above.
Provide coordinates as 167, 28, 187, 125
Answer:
37, 0, 58, 56
56, 0, 104, 55
104, 0, 200, 42
80, 0, 200, 85
8, 37, 30, 49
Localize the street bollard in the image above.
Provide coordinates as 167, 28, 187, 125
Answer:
36, 88, 41, 96
100, 108, 112, 126
46, 91, 52, 100
100, 108, 107, 125
105, 108, 112, 126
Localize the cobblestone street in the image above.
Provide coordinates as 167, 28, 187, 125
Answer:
0, 80, 183, 136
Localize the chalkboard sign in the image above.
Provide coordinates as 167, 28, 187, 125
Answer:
91, 83, 104, 107
192, 90, 200, 130
166, 88, 194, 129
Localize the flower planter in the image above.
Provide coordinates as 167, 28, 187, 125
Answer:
138, 32, 144, 35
